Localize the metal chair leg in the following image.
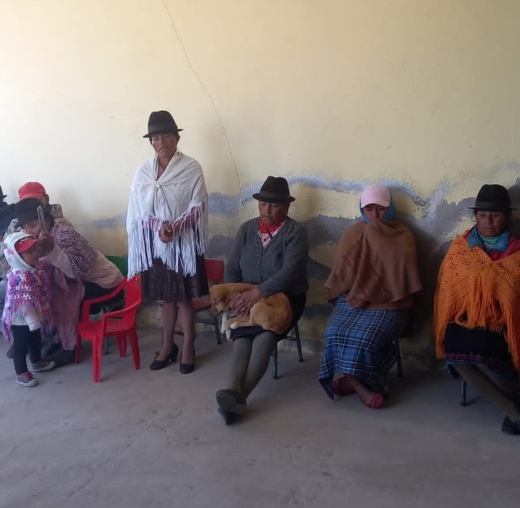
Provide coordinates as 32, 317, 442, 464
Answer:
460, 379, 467, 407
396, 338, 403, 378
294, 323, 303, 362
272, 346, 279, 379
213, 316, 222, 345
383, 371, 390, 398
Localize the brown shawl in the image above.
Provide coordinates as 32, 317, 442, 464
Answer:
325, 220, 422, 310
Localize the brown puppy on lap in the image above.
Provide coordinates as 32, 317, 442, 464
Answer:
210, 283, 292, 335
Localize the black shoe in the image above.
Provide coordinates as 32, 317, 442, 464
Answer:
216, 389, 247, 415
170, 343, 179, 363
42, 341, 61, 359
501, 416, 520, 435
218, 407, 241, 425
179, 361, 195, 374
149, 351, 171, 371
45, 346, 75, 366
179, 347, 195, 374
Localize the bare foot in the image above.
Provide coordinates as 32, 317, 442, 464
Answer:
344, 374, 384, 409
332, 375, 356, 396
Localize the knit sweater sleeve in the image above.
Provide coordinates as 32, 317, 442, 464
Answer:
45, 245, 75, 279
258, 222, 309, 297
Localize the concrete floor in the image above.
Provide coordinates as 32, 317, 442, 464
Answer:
0, 328, 519, 508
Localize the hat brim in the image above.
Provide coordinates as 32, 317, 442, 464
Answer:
252, 193, 295, 203
360, 199, 391, 208
143, 128, 183, 138
19, 192, 44, 201
468, 206, 517, 211
15, 237, 39, 254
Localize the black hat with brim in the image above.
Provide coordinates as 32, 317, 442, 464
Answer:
143, 110, 183, 138
468, 184, 517, 212
252, 176, 295, 204
15, 198, 42, 226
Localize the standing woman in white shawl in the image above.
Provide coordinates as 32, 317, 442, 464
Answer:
127, 111, 209, 374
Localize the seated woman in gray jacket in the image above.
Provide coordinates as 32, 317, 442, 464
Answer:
216, 176, 308, 424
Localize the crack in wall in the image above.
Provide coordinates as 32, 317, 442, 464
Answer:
160, 0, 248, 218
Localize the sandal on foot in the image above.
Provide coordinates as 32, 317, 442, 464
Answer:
360, 392, 385, 409
332, 376, 356, 397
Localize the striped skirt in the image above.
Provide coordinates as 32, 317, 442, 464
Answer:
318, 295, 408, 398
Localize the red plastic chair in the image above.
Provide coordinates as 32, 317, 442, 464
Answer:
175, 258, 224, 344
76, 276, 142, 382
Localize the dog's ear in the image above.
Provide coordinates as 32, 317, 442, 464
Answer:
210, 285, 224, 303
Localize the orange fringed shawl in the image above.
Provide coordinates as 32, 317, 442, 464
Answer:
434, 235, 520, 369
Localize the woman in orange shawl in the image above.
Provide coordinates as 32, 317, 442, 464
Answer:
318, 185, 422, 409
434, 184, 520, 435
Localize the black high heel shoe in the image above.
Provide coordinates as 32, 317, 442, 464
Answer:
150, 344, 179, 370
179, 347, 195, 374
170, 343, 179, 363
149, 353, 170, 370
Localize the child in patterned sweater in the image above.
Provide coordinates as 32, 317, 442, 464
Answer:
2, 231, 56, 386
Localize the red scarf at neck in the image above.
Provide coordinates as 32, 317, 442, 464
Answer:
259, 220, 284, 237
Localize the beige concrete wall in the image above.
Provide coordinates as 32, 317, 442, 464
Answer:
2, 1, 520, 359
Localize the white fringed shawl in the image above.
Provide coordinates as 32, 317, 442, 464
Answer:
126, 151, 208, 278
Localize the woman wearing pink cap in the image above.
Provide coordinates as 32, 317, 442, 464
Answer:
318, 184, 422, 408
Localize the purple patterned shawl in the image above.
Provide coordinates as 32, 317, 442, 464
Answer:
51, 222, 98, 278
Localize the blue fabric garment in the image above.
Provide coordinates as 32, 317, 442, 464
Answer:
359, 195, 396, 223
318, 295, 408, 397
467, 226, 509, 253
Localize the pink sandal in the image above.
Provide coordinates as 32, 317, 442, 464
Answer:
360, 392, 384, 409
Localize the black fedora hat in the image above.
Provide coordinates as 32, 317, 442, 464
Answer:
143, 110, 183, 138
468, 184, 517, 212
253, 176, 295, 204
15, 198, 42, 226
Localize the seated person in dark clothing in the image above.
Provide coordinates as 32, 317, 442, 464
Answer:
215, 176, 308, 424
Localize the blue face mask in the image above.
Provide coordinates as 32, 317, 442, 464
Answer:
359, 196, 395, 223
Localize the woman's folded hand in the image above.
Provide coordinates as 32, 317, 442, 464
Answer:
36, 232, 55, 257
230, 287, 262, 316
159, 222, 174, 243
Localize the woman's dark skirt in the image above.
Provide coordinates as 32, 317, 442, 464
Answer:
444, 323, 518, 380
141, 255, 209, 303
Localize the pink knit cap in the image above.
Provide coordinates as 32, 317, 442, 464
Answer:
360, 184, 391, 208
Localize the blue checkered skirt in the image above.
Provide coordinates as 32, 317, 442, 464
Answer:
318, 295, 408, 398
